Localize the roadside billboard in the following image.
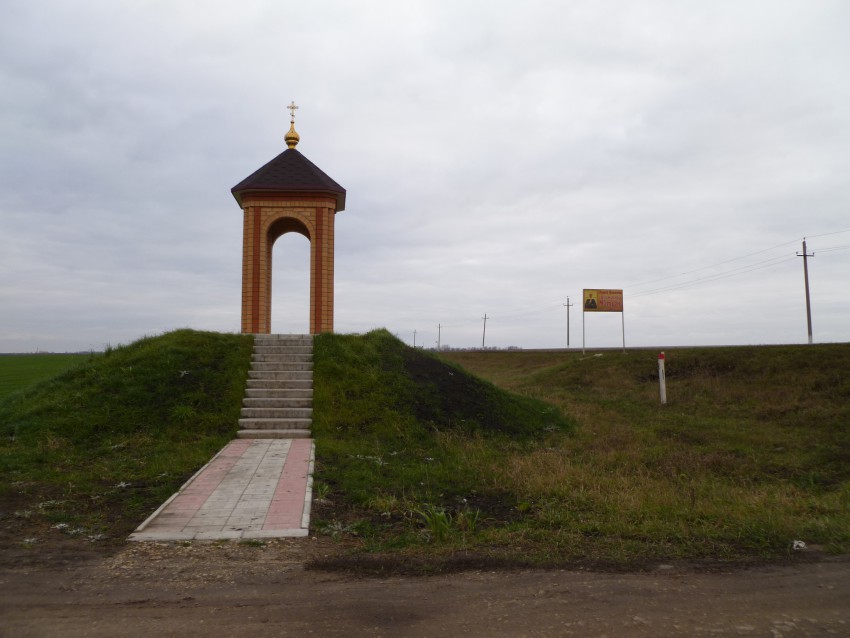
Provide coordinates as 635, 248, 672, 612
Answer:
582, 289, 623, 313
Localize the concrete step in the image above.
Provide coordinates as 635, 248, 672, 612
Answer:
252, 347, 311, 355
245, 379, 313, 390
253, 349, 313, 358
240, 407, 313, 419
239, 418, 312, 430
250, 362, 313, 372
248, 370, 313, 381
251, 353, 313, 362
253, 340, 312, 347
238, 335, 313, 441
253, 337, 312, 346
254, 344, 313, 353
243, 397, 312, 408
244, 388, 313, 399
237, 429, 312, 439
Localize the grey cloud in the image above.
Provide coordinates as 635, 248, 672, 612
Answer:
2, 1, 848, 351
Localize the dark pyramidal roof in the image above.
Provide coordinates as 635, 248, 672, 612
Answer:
231, 148, 346, 211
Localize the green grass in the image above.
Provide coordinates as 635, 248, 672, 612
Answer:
310, 330, 572, 560
0, 329, 252, 543
0, 354, 92, 401
309, 338, 850, 571
434, 345, 850, 566
311, 330, 570, 538
3, 326, 848, 571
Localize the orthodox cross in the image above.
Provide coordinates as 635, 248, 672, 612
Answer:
287, 101, 299, 123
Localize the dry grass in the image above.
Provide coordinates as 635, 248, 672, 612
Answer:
437, 344, 850, 563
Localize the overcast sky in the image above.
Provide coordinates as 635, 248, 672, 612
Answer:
2, 0, 848, 352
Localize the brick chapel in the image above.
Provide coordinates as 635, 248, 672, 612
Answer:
231, 104, 346, 335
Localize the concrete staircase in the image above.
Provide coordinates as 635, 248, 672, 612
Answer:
237, 334, 313, 439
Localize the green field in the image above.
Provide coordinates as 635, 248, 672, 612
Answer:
0, 354, 92, 401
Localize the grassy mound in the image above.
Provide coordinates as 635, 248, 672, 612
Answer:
0, 330, 252, 543
310, 330, 573, 560
314, 329, 567, 439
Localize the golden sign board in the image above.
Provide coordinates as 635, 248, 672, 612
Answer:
583, 289, 623, 312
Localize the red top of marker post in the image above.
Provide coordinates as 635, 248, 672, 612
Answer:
658, 352, 665, 360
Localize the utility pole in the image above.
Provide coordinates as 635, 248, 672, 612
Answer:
413, 329, 417, 348
797, 238, 815, 344
482, 314, 488, 349
437, 324, 441, 351
563, 297, 574, 348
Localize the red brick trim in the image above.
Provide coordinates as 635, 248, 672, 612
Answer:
313, 207, 323, 332
241, 194, 337, 207
251, 208, 261, 333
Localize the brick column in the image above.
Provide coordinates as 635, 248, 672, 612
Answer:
310, 205, 335, 333
241, 206, 265, 334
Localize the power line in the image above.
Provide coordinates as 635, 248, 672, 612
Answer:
627, 238, 800, 289
439, 317, 485, 328
631, 255, 797, 298
439, 303, 562, 327
629, 230, 849, 297
628, 229, 850, 291
490, 303, 564, 320
816, 244, 850, 253
807, 228, 850, 239
632, 253, 794, 294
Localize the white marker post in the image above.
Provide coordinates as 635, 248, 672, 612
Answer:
658, 352, 667, 405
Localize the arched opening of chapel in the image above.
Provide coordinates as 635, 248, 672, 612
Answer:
270, 230, 310, 334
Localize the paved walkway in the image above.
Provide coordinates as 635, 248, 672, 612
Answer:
129, 438, 314, 541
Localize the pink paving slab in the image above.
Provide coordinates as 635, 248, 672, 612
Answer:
263, 438, 312, 530
145, 439, 251, 530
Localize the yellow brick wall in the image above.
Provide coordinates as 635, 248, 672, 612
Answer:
240, 194, 339, 334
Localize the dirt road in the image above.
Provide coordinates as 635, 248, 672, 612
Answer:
2, 540, 849, 637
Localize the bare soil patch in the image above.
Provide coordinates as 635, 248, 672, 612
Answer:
3, 538, 849, 637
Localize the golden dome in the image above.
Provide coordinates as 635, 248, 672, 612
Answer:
285, 122, 300, 149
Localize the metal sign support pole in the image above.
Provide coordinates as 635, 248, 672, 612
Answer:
621, 310, 626, 353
